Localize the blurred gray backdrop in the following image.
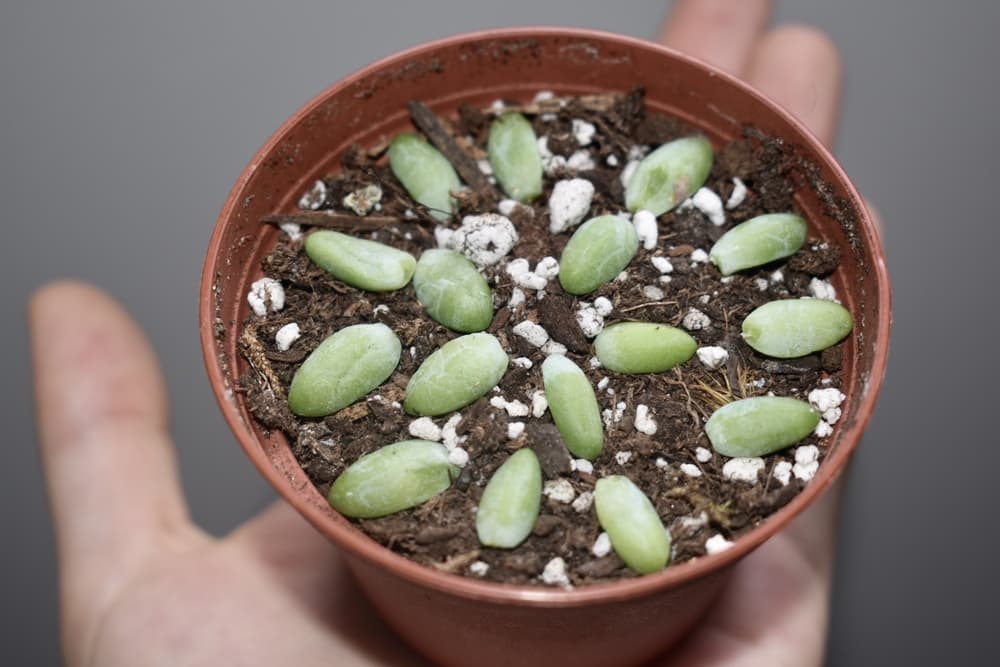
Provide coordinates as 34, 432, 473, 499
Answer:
3, 1, 996, 664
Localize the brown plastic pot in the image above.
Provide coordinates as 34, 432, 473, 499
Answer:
200, 28, 890, 667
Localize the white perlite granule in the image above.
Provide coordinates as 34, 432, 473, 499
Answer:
615, 451, 633, 465
634, 404, 658, 435
680, 463, 703, 478
793, 445, 820, 481
247, 278, 285, 317
508, 287, 526, 309
705, 534, 734, 554
448, 447, 470, 467
808, 277, 839, 302
342, 183, 382, 216
433, 225, 454, 248
572, 119, 596, 146
696, 346, 729, 370
593, 296, 613, 316
602, 402, 627, 428
512, 320, 549, 347
535, 256, 560, 279
632, 209, 658, 250
809, 388, 846, 414
513, 356, 533, 369
678, 512, 708, 530
723, 457, 766, 483
572, 491, 594, 513
689, 248, 710, 264
571, 458, 594, 474
448, 214, 518, 266
642, 285, 665, 301
814, 421, 834, 438
681, 187, 726, 226
576, 303, 605, 338
408, 417, 442, 442
566, 150, 596, 172
274, 322, 301, 352
297, 179, 327, 210
531, 390, 548, 418
773, 460, 793, 486
507, 422, 525, 440
441, 414, 465, 450
543, 479, 576, 503
655, 457, 670, 470
541, 340, 568, 356
726, 177, 747, 209
682, 308, 711, 331
279, 222, 303, 241
489, 396, 530, 417
541, 557, 571, 587
469, 561, 490, 577
651, 255, 674, 274
497, 198, 519, 216
549, 178, 594, 234
591, 532, 613, 558
695, 447, 713, 463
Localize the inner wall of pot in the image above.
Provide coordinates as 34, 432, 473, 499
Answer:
211, 34, 876, 531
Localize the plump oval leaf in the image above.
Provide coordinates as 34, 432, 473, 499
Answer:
413, 249, 493, 332
404, 333, 508, 416
328, 440, 457, 518
742, 298, 853, 358
595, 476, 671, 574
705, 396, 821, 457
288, 323, 401, 417
488, 112, 543, 202
594, 322, 696, 374
388, 133, 461, 221
559, 215, 639, 295
304, 230, 416, 291
625, 136, 713, 215
709, 213, 807, 276
542, 355, 603, 460
476, 448, 542, 548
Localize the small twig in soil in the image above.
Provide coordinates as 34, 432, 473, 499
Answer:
489, 92, 622, 116
262, 211, 402, 232
430, 550, 482, 574
619, 299, 679, 314
408, 100, 493, 193
240, 327, 285, 400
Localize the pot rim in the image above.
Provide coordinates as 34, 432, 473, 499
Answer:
200, 26, 891, 607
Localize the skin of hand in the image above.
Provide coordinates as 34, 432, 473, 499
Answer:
29, 2, 851, 665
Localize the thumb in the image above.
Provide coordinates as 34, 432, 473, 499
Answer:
29, 281, 197, 652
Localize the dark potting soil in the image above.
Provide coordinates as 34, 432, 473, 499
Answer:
237, 89, 848, 587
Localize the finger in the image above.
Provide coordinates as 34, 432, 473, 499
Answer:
658, 0, 773, 76
746, 25, 843, 146
231, 501, 428, 665
29, 282, 193, 612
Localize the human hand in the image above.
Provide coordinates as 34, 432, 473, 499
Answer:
30, 2, 848, 665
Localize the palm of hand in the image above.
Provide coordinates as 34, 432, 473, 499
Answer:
32, 3, 845, 666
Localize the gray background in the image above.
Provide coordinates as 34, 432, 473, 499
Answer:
2, 0, 995, 664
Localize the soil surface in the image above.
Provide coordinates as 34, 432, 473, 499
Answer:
238, 89, 848, 587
